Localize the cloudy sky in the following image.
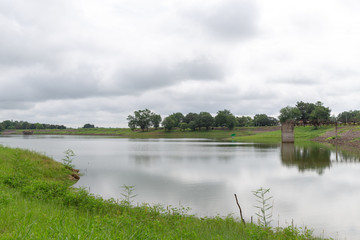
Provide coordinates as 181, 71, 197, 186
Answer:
1, 0, 360, 127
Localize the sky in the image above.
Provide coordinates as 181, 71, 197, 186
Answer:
1, 0, 360, 127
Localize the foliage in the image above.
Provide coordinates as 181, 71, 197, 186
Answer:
214, 109, 237, 130
253, 114, 279, 126
62, 149, 75, 169
184, 112, 198, 124
279, 101, 332, 126
253, 188, 273, 228
198, 112, 214, 130
296, 101, 316, 123
337, 110, 360, 123
309, 101, 331, 126
162, 115, 177, 131
179, 122, 188, 131
168, 112, 184, 127
188, 121, 198, 131
83, 123, 95, 128
279, 106, 301, 123
127, 109, 160, 131
150, 113, 162, 129
0, 120, 66, 130
236, 116, 253, 127
120, 185, 137, 206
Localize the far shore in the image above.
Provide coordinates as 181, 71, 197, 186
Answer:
1, 125, 360, 154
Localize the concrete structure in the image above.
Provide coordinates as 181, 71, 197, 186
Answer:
281, 121, 295, 143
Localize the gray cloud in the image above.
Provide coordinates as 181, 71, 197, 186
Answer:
1, 0, 360, 127
189, 0, 258, 40
116, 58, 224, 93
270, 76, 318, 85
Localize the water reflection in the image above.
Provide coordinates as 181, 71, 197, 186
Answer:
281, 143, 331, 175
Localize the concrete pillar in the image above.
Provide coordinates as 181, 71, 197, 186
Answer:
281, 121, 295, 143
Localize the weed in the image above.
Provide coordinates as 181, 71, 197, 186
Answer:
120, 185, 137, 207
62, 149, 75, 169
253, 187, 273, 228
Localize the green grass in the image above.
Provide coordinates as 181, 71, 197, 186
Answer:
5, 126, 333, 144
13, 127, 256, 140
233, 126, 334, 143
0, 145, 327, 239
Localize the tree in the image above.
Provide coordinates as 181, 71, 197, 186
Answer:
83, 123, 95, 128
198, 112, 214, 130
179, 122, 188, 131
127, 109, 154, 131
169, 112, 184, 127
253, 114, 278, 126
162, 116, 177, 131
296, 101, 315, 124
337, 110, 360, 123
188, 121, 198, 131
0, 123, 3, 131
279, 106, 301, 123
184, 113, 198, 124
214, 109, 237, 130
127, 115, 136, 131
236, 116, 253, 127
150, 113, 162, 130
309, 101, 331, 126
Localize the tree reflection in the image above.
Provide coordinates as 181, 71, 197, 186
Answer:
281, 143, 331, 175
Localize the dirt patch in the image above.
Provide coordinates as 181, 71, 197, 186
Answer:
1, 130, 17, 135
252, 126, 281, 133
313, 126, 360, 153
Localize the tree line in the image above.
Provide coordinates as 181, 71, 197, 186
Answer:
127, 109, 279, 131
0, 120, 66, 131
128, 101, 360, 131
279, 101, 360, 126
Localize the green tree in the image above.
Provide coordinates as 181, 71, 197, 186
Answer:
184, 113, 198, 124
150, 113, 162, 130
169, 112, 184, 127
214, 109, 237, 130
179, 122, 188, 131
198, 112, 214, 130
253, 114, 278, 126
162, 116, 177, 131
236, 116, 253, 127
127, 109, 154, 131
83, 123, 95, 128
0, 123, 4, 131
279, 106, 301, 123
337, 110, 360, 123
309, 101, 331, 126
188, 121, 198, 131
296, 101, 315, 124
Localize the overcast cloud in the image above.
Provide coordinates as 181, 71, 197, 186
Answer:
1, 0, 360, 127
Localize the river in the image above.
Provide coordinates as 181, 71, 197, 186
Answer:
0, 135, 359, 239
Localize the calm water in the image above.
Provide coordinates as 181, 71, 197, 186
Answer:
1, 135, 359, 239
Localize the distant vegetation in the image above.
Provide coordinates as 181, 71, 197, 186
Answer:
1, 101, 360, 133
0, 120, 66, 131
279, 101, 332, 126
127, 109, 278, 132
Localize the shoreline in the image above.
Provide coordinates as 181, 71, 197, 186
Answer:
1, 125, 360, 153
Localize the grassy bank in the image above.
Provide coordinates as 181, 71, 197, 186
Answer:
0, 145, 325, 239
3, 125, 335, 144
232, 126, 334, 143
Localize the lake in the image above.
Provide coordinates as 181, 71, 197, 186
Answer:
0, 135, 359, 239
